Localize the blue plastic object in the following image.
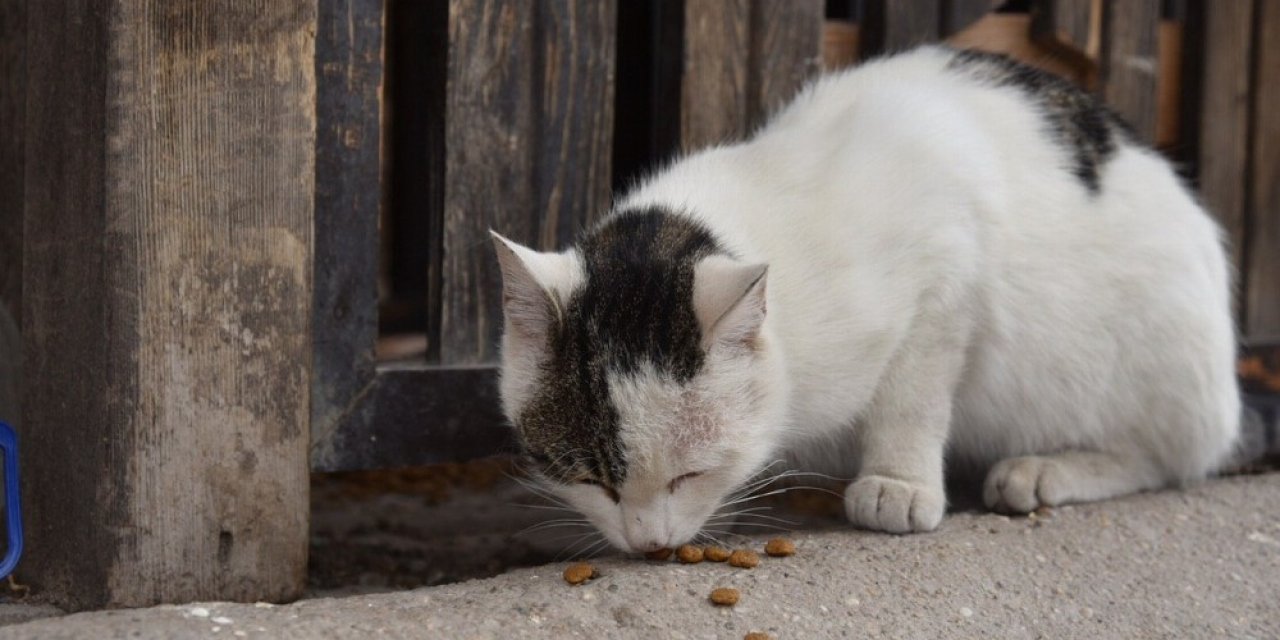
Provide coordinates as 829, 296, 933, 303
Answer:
0, 421, 22, 581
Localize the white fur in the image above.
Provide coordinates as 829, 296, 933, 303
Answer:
498, 46, 1240, 545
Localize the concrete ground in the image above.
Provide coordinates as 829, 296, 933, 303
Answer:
0, 471, 1277, 639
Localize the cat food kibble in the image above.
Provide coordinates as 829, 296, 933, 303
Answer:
743, 633, 772, 640
764, 537, 796, 557
645, 548, 673, 561
709, 587, 740, 606
676, 544, 704, 564
562, 562, 596, 585
704, 546, 731, 562
728, 549, 760, 568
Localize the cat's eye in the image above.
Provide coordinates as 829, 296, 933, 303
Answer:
668, 471, 703, 493
578, 478, 620, 503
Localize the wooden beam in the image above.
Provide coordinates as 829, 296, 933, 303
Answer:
312, 0, 384, 448
1196, 0, 1254, 321
23, 0, 314, 610
311, 366, 517, 472
1248, 0, 1280, 340
1099, 0, 1160, 143
442, 0, 618, 364
0, 0, 24, 427
681, 0, 823, 150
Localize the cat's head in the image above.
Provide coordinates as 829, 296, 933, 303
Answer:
492, 209, 788, 553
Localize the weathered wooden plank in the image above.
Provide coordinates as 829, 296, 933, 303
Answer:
1196, 0, 1253, 293
533, 0, 617, 248
311, 366, 516, 472
681, 0, 752, 150
1099, 0, 1159, 143
1031, 0, 1100, 60
883, 0, 941, 52
1248, 0, 1280, 340
0, 0, 23, 328
0, 0, 24, 428
312, 0, 384, 448
24, 0, 314, 610
751, 0, 823, 119
681, 0, 823, 149
942, 0, 999, 37
442, 0, 617, 364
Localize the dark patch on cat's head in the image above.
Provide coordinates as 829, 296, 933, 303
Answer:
946, 48, 1128, 194
514, 206, 726, 487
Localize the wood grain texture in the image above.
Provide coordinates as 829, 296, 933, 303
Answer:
942, 0, 999, 36
24, 0, 314, 610
1100, 0, 1159, 142
1248, 0, 1280, 340
681, 0, 751, 150
0, 0, 22, 327
1031, 0, 1100, 60
681, 0, 823, 150
312, 0, 383, 448
311, 366, 516, 471
442, 0, 617, 364
1196, 0, 1253, 292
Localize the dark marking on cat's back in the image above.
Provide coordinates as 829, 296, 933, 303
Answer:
945, 48, 1128, 193
515, 206, 727, 486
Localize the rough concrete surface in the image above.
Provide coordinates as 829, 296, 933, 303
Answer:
1, 472, 1277, 639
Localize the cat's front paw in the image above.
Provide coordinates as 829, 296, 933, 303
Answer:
982, 455, 1067, 513
844, 475, 945, 534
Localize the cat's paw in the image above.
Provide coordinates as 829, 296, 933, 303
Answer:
983, 455, 1068, 513
844, 475, 945, 534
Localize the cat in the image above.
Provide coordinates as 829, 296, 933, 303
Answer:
490, 46, 1252, 553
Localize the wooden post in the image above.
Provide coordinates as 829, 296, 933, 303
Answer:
441, 0, 617, 364
22, 0, 315, 610
1100, 0, 1160, 143
1248, 0, 1280, 341
681, 0, 822, 150
0, 0, 24, 426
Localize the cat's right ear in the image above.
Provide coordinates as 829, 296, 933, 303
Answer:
693, 255, 769, 351
490, 231, 566, 337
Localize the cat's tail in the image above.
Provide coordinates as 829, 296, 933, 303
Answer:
1221, 394, 1280, 473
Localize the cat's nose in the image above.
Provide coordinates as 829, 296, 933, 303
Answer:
635, 540, 665, 553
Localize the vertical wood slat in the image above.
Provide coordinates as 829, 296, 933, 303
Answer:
23, 0, 314, 610
0, 0, 24, 426
0, 0, 22, 325
1031, 0, 1100, 60
1100, 0, 1160, 143
883, 0, 941, 51
1248, 0, 1280, 340
681, 0, 823, 150
1197, 0, 1254, 317
442, 0, 617, 364
312, 0, 384, 445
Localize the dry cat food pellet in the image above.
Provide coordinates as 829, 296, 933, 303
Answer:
644, 548, 673, 561
743, 633, 772, 640
704, 546, 731, 562
709, 587, 740, 606
764, 538, 796, 557
562, 562, 596, 585
728, 549, 760, 568
676, 544, 704, 564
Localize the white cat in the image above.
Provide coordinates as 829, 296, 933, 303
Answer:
491, 46, 1242, 553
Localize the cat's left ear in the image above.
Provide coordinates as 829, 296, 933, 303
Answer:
693, 255, 768, 351
490, 231, 576, 337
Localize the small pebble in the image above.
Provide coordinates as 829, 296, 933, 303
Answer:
705, 546, 731, 562
563, 563, 596, 585
729, 549, 760, 568
212, 617, 233, 625
960, 607, 974, 618
189, 608, 210, 618
764, 538, 796, 557
677, 545, 705, 564
645, 548, 673, 561
710, 587, 740, 606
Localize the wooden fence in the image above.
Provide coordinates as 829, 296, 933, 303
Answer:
0, 0, 1276, 608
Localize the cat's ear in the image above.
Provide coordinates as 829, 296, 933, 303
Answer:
693, 256, 768, 351
490, 231, 570, 337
